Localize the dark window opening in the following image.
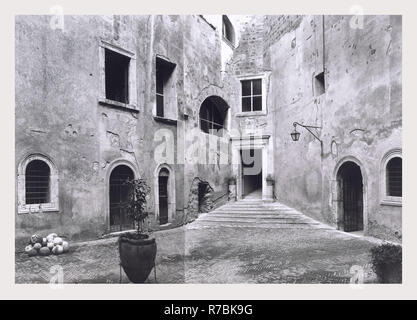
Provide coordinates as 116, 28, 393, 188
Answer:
199, 96, 228, 135
25, 160, 50, 204
314, 72, 325, 96
222, 15, 235, 46
387, 157, 402, 197
241, 79, 262, 112
105, 49, 130, 104
156, 57, 176, 118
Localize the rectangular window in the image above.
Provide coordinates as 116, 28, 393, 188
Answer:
241, 79, 262, 112
105, 49, 130, 104
156, 57, 176, 118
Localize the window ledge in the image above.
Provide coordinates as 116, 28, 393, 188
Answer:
235, 111, 267, 117
380, 198, 402, 207
99, 98, 139, 113
153, 116, 178, 125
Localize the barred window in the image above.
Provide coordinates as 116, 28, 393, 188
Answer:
18, 154, 59, 213
25, 160, 50, 204
386, 157, 402, 197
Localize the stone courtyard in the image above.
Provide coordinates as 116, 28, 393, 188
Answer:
15, 201, 383, 284
15, 14, 402, 285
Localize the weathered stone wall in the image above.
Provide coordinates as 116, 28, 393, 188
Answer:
15, 15, 231, 243
179, 15, 232, 221
16, 15, 150, 241
15, 15, 401, 244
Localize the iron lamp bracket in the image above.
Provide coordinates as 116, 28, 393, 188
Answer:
292, 122, 323, 143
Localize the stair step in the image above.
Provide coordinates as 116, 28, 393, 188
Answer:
188, 200, 327, 231
217, 207, 297, 211
208, 213, 303, 219
197, 219, 315, 225
215, 209, 300, 214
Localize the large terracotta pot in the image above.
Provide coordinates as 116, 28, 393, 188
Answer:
118, 233, 157, 283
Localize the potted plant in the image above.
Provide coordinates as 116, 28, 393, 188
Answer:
370, 243, 402, 283
118, 178, 157, 283
227, 176, 236, 185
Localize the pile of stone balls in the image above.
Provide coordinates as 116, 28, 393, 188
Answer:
25, 233, 70, 257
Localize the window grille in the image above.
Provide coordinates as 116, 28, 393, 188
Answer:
25, 160, 50, 204
387, 157, 402, 197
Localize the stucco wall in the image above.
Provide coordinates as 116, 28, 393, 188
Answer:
15, 15, 402, 244
264, 15, 402, 241
15, 15, 231, 243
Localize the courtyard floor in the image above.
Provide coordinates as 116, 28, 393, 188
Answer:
15, 214, 383, 284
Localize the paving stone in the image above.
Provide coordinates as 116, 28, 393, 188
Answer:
15, 201, 379, 283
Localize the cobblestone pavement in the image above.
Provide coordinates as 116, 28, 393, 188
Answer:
15, 214, 381, 284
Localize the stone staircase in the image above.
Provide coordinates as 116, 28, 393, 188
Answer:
188, 198, 332, 230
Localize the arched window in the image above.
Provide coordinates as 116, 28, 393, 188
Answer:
386, 157, 402, 197
222, 15, 235, 46
380, 149, 402, 206
25, 160, 50, 204
17, 154, 59, 213
199, 96, 229, 135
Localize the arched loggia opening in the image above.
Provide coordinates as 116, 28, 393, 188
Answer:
336, 161, 364, 232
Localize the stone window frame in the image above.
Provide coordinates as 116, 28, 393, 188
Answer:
236, 73, 268, 117
380, 149, 402, 207
98, 40, 138, 112
17, 154, 59, 214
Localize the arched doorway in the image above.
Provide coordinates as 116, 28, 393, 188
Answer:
336, 161, 364, 232
158, 168, 169, 225
109, 165, 134, 232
